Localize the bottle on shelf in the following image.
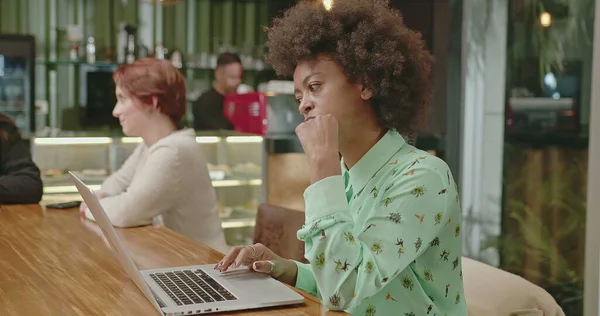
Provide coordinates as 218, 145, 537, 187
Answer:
66, 25, 83, 61
126, 36, 135, 64
154, 44, 167, 59
124, 24, 138, 64
170, 49, 183, 69
117, 23, 127, 64
86, 37, 96, 64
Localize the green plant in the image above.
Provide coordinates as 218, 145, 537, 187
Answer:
507, 0, 594, 89
484, 145, 587, 315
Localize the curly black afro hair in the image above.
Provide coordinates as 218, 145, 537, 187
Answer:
265, 0, 434, 135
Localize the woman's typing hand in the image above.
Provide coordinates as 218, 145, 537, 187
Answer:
215, 243, 299, 286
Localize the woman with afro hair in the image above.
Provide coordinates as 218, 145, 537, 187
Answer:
216, 1, 467, 315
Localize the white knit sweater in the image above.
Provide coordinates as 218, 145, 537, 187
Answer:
84, 128, 229, 253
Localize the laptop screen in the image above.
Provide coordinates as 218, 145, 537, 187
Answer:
69, 172, 163, 313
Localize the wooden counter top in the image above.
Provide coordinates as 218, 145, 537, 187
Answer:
0, 204, 344, 316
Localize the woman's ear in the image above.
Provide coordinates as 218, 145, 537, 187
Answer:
360, 85, 373, 101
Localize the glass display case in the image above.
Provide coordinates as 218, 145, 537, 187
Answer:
0, 35, 36, 132
31, 131, 263, 246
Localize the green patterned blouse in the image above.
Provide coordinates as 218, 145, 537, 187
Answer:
294, 130, 467, 316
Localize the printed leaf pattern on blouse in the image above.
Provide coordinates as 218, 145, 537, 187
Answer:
295, 132, 466, 315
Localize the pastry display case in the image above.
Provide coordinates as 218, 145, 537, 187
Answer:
31, 131, 263, 246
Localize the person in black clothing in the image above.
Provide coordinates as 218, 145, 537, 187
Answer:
0, 114, 43, 204
192, 52, 243, 130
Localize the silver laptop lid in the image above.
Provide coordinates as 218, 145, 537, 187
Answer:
69, 171, 163, 314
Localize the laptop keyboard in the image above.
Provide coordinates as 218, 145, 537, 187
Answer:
149, 269, 237, 306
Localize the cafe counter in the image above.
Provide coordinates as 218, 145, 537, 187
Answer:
30, 130, 267, 247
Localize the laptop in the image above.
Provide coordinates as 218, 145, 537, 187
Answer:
69, 172, 305, 315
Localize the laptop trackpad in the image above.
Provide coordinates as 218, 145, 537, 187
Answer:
214, 269, 294, 301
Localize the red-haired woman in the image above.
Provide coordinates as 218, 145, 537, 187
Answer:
0, 113, 43, 204
79, 58, 228, 253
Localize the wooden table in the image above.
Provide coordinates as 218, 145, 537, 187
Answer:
0, 204, 345, 316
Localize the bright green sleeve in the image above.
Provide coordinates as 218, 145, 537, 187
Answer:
293, 261, 320, 298
296, 168, 451, 311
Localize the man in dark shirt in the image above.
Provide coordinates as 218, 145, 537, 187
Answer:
192, 52, 244, 130
0, 114, 43, 204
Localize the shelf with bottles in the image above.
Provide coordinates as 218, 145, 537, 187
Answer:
35, 59, 274, 72
0, 73, 28, 80
0, 101, 26, 111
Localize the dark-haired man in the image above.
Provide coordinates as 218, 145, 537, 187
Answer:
0, 114, 43, 204
192, 52, 243, 130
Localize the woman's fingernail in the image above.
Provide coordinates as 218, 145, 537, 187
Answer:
232, 261, 238, 268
